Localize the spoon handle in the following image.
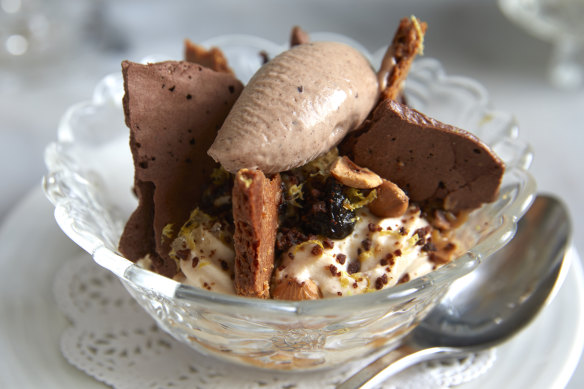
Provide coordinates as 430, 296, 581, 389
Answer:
337, 344, 461, 389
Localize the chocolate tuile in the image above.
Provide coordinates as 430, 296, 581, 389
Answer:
119, 60, 243, 276
352, 99, 504, 213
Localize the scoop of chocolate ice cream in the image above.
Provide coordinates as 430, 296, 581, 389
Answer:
208, 41, 379, 174
351, 99, 504, 212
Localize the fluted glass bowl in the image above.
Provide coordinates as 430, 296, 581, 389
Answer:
43, 34, 535, 371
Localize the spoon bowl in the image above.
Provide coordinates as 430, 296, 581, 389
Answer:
339, 194, 571, 389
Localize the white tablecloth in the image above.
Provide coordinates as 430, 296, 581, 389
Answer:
1, 1, 582, 387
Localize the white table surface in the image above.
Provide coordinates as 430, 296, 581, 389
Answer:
1, 0, 582, 387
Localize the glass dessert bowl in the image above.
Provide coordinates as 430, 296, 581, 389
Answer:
43, 34, 535, 371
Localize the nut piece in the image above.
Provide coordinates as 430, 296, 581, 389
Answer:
272, 278, 322, 301
330, 156, 383, 189
368, 179, 409, 218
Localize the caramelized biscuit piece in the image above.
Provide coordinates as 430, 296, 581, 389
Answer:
119, 60, 243, 276
184, 38, 233, 74
290, 26, 310, 46
232, 169, 282, 298
377, 16, 427, 101
352, 100, 504, 213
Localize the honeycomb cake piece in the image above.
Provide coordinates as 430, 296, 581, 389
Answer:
232, 169, 282, 298
119, 60, 243, 276
377, 16, 427, 101
184, 39, 233, 74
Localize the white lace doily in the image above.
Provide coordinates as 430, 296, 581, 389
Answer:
53, 254, 496, 389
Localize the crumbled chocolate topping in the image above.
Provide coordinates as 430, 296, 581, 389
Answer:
347, 260, 361, 274
398, 273, 410, 284
311, 245, 324, 256
328, 264, 340, 277
375, 274, 389, 290
175, 249, 190, 260
361, 238, 372, 251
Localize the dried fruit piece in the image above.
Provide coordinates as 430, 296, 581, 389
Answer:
272, 278, 322, 301
303, 176, 356, 239
330, 156, 383, 189
368, 179, 409, 218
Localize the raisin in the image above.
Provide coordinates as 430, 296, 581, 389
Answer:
302, 177, 355, 239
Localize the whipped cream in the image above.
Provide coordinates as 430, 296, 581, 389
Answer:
272, 207, 438, 298
169, 206, 444, 298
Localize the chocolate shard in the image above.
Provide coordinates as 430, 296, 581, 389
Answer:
184, 38, 233, 74
232, 169, 282, 298
377, 16, 427, 101
290, 26, 310, 47
352, 99, 504, 213
119, 60, 243, 276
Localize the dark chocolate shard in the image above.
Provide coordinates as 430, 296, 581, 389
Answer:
352, 99, 504, 212
290, 26, 310, 47
119, 60, 243, 276
232, 169, 282, 298
184, 38, 233, 74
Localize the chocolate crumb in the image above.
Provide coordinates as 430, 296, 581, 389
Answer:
322, 238, 334, 249
192, 257, 199, 268
176, 249, 191, 260
399, 273, 410, 284
375, 274, 389, 289
347, 261, 360, 274
361, 238, 372, 251
336, 253, 347, 265
311, 244, 323, 256
422, 242, 437, 252
328, 264, 339, 276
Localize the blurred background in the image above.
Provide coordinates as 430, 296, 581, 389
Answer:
1, 0, 583, 387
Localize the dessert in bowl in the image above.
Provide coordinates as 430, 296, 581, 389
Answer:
43, 20, 535, 370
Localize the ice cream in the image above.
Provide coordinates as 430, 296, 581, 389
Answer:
208, 41, 379, 174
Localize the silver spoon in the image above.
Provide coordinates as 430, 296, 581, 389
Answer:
338, 194, 571, 389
